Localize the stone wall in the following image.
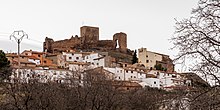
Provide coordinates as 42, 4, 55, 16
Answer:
43, 26, 128, 54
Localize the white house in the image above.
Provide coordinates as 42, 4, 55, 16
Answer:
10, 68, 77, 84
147, 70, 183, 89
139, 78, 160, 88
62, 52, 84, 62
104, 67, 147, 82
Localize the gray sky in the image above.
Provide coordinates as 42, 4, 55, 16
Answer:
0, 0, 198, 61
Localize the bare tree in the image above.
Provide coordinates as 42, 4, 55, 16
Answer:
172, 0, 220, 109
172, 0, 220, 84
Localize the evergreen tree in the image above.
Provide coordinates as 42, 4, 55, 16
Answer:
132, 50, 138, 64
0, 50, 11, 81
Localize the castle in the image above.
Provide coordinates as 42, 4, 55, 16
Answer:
43, 26, 128, 53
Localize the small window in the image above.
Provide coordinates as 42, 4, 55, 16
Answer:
25, 53, 28, 55
38, 55, 40, 57
76, 57, 79, 60
134, 76, 136, 78
131, 76, 133, 78
154, 81, 156, 84
22, 56, 24, 59
131, 71, 133, 73
146, 55, 148, 57
146, 60, 149, 63
119, 77, 120, 79
125, 64, 127, 67
126, 70, 128, 73
97, 63, 99, 65
44, 61, 46, 63
69, 57, 72, 59
12, 57, 14, 59
120, 70, 122, 73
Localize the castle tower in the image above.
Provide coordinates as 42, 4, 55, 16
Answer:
43, 37, 54, 53
113, 32, 127, 53
80, 26, 99, 48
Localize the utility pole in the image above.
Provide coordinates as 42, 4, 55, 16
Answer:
10, 30, 28, 78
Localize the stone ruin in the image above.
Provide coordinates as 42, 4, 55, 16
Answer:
43, 26, 128, 53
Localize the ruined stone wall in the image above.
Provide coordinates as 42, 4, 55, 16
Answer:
113, 32, 127, 53
44, 36, 81, 53
44, 26, 129, 54
97, 40, 114, 50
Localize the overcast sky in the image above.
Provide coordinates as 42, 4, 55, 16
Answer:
0, 0, 199, 66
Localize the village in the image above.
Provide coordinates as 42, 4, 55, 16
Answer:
5, 26, 205, 91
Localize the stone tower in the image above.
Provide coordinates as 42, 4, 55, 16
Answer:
43, 37, 54, 53
113, 32, 127, 53
80, 26, 99, 48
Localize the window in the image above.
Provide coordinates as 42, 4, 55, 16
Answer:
119, 77, 120, 79
146, 55, 148, 57
134, 76, 136, 78
126, 70, 128, 73
69, 57, 72, 59
131, 76, 133, 78
38, 55, 40, 57
131, 71, 133, 73
146, 60, 149, 63
76, 57, 79, 60
97, 63, 99, 65
12, 57, 14, 59
154, 81, 156, 84
125, 64, 127, 67
44, 61, 46, 63
120, 70, 122, 73
22, 56, 24, 59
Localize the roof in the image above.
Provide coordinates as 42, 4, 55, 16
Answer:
68, 61, 90, 65
147, 74, 157, 78
23, 50, 45, 54
112, 81, 142, 87
6, 54, 29, 57
93, 56, 105, 60
123, 67, 147, 73
12, 60, 36, 65
27, 56, 40, 60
